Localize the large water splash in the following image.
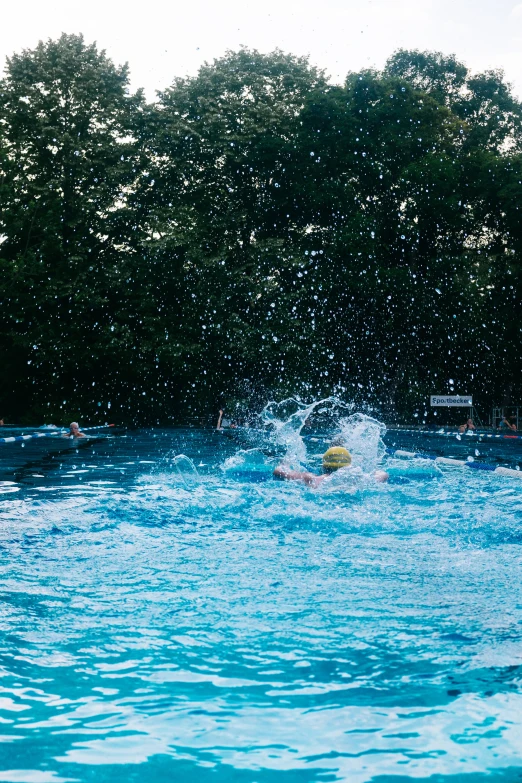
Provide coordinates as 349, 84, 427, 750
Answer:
334, 412, 386, 473
258, 397, 386, 475
261, 397, 341, 467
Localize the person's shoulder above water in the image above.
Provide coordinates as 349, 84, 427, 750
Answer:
63, 421, 86, 438
499, 415, 517, 432
459, 418, 476, 433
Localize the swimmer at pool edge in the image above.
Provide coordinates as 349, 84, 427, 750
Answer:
273, 446, 388, 486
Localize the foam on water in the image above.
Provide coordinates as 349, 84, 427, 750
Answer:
0, 418, 522, 781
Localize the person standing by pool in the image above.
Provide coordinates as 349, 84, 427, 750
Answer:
274, 446, 388, 486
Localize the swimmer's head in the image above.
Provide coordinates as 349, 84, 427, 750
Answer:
322, 446, 351, 473
70, 422, 79, 431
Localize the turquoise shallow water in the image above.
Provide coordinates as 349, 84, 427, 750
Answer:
1, 428, 522, 782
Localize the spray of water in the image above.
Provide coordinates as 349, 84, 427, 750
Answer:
171, 454, 201, 490
261, 397, 350, 468
334, 413, 386, 473
257, 397, 387, 480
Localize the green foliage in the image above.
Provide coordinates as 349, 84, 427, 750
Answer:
1, 39, 521, 424
384, 49, 468, 104
0, 34, 146, 420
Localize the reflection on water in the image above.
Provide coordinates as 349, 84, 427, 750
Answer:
0, 426, 522, 781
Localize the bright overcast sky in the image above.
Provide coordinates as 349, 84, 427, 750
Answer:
2, 0, 522, 98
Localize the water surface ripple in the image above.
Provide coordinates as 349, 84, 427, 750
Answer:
0, 429, 521, 782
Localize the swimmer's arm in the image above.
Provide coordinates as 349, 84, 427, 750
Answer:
274, 465, 388, 485
273, 465, 319, 485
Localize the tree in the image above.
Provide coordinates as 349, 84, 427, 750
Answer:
0, 34, 144, 421
384, 49, 468, 105
2, 40, 522, 424
132, 48, 328, 412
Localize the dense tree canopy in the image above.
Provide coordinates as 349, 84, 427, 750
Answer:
0, 38, 520, 424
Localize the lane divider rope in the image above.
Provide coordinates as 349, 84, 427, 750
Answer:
388, 428, 522, 441
0, 432, 63, 444
386, 447, 522, 479
0, 425, 115, 445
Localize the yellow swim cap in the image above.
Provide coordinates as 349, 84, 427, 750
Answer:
322, 446, 352, 471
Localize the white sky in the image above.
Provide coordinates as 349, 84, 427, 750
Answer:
2, 0, 522, 99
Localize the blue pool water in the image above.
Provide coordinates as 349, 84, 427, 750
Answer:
1, 419, 522, 782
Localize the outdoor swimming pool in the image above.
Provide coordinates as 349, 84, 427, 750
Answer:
1, 419, 522, 782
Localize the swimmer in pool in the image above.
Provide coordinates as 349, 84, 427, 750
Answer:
499, 415, 517, 432
63, 422, 86, 438
459, 417, 476, 433
273, 446, 388, 486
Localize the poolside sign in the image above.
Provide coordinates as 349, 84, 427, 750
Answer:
430, 395, 473, 407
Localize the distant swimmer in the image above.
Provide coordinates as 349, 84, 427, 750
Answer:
273, 446, 388, 486
216, 408, 237, 430
499, 415, 517, 432
458, 417, 476, 433
64, 422, 86, 439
